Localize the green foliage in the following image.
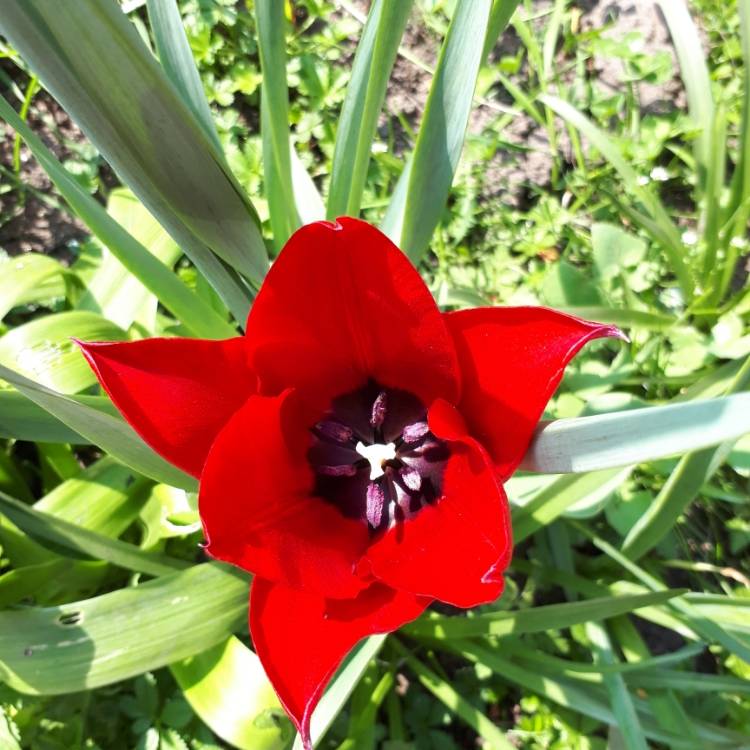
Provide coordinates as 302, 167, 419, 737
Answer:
0, 0, 749, 748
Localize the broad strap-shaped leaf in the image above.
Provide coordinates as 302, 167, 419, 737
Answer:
0, 563, 247, 694
77, 188, 184, 332
0, 491, 187, 577
0, 362, 196, 490
0, 94, 236, 339
0, 311, 128, 395
256, 0, 299, 249
170, 636, 290, 750
621, 356, 750, 559
520, 393, 750, 474
0, 253, 68, 319
327, 0, 414, 218
145, 0, 222, 154
0, 0, 265, 318
382, 0, 493, 261
0, 392, 112, 444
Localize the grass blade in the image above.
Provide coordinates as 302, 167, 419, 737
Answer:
540, 94, 694, 301
327, 0, 413, 218
404, 590, 683, 639
293, 636, 387, 750
392, 640, 515, 750
520, 393, 750, 474
586, 621, 648, 750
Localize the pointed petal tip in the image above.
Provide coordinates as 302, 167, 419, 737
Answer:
606, 324, 630, 344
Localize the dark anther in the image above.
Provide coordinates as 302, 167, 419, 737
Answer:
315, 420, 353, 444
366, 482, 385, 527
401, 421, 429, 444
370, 391, 387, 428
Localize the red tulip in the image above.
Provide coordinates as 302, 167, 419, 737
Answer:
78, 218, 622, 749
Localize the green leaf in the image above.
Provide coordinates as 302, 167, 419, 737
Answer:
556, 306, 676, 332
0, 490, 187, 577
0, 94, 237, 339
383, 0, 492, 261
482, 0, 523, 61
577, 526, 750, 665
622, 356, 750, 559
585, 621, 648, 750
0, 457, 149, 567
145, 0, 222, 154
0, 253, 68, 319
520, 394, 750, 474
0, 391, 115, 443
0, 0, 266, 315
457, 643, 734, 749
656, 0, 713, 180
171, 636, 291, 750
540, 94, 694, 301
0, 563, 248, 694
77, 189, 184, 332
256, 0, 299, 249
542, 261, 602, 306
0, 362, 196, 490
404, 590, 683, 639
510, 467, 633, 542
0, 311, 127, 395
591, 223, 647, 280
327, 0, 413, 218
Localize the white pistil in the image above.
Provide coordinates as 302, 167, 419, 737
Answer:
356, 440, 397, 480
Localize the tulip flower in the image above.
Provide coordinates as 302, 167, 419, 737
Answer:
78, 217, 621, 749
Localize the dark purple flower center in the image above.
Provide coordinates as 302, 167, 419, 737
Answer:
308, 381, 449, 532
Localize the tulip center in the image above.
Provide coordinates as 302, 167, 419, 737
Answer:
308, 381, 449, 532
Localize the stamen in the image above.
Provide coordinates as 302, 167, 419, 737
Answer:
401, 421, 429, 444
317, 464, 357, 477
315, 420, 353, 444
370, 391, 387, 428
366, 482, 385, 527
401, 466, 422, 492
355, 440, 396, 480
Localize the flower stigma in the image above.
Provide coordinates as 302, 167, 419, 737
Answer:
355, 440, 397, 480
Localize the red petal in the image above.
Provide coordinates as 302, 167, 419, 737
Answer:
250, 578, 429, 749
77, 337, 255, 478
360, 428, 512, 608
245, 218, 459, 408
199, 391, 370, 598
445, 307, 623, 479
